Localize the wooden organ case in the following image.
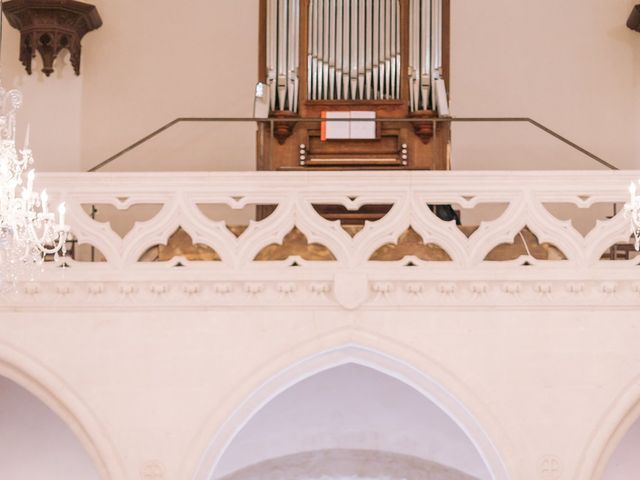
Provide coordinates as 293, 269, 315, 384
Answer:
257, 0, 450, 171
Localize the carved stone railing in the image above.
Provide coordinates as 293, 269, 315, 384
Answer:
7, 170, 640, 309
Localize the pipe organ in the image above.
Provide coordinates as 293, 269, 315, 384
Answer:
258, 0, 450, 171
266, 0, 300, 112
307, 0, 401, 102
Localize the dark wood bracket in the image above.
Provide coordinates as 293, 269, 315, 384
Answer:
272, 111, 297, 145
3, 0, 102, 76
628, 4, 640, 31
409, 111, 437, 144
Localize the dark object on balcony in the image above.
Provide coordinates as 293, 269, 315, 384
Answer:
2, 0, 102, 76
628, 5, 640, 32
431, 204, 461, 225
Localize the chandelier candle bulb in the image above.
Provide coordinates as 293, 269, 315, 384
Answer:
624, 180, 640, 251
0, 85, 68, 289
58, 203, 65, 228
23, 124, 30, 150
40, 190, 48, 215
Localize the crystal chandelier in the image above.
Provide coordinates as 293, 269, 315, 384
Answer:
624, 181, 640, 251
0, 84, 69, 287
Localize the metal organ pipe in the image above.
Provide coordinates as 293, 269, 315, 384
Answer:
335, 0, 344, 100
379, 0, 386, 100
421, 0, 431, 111
267, 0, 300, 111
293, 0, 300, 111
430, 0, 440, 109
328, 0, 336, 99
372, 0, 379, 99
277, 0, 287, 111
267, 0, 277, 110
304, 0, 401, 101
390, 0, 397, 99
341, 0, 349, 98
267, 0, 447, 110
408, 0, 448, 114
350, 0, 357, 99
394, 0, 402, 98
323, 0, 330, 99
378, 0, 385, 99
317, 0, 324, 100
408, 0, 418, 111
365, 1, 373, 100
384, 0, 391, 99
287, 0, 298, 111
307, 0, 313, 100
357, 0, 365, 100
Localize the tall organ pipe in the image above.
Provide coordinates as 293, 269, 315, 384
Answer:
372, 0, 380, 99
329, 0, 336, 99
267, 0, 448, 108
267, 0, 300, 112
408, 0, 447, 113
365, 0, 373, 100
304, 0, 403, 101
335, 0, 344, 99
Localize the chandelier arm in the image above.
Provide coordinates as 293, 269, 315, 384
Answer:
0, 81, 70, 284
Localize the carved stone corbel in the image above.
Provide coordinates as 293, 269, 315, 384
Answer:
2, 0, 102, 76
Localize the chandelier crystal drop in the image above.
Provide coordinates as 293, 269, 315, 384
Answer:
0, 84, 69, 286
624, 181, 640, 251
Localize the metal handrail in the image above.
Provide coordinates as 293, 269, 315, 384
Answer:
88, 116, 618, 172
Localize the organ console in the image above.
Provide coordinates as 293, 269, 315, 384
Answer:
257, 0, 450, 171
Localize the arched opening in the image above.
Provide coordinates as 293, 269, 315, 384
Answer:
0, 375, 100, 479
576, 379, 640, 480
0, 342, 125, 479
601, 414, 640, 479
209, 363, 492, 480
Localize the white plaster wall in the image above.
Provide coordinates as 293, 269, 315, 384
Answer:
0, 307, 639, 479
213, 364, 489, 479
0, 16, 83, 171
0, 0, 259, 173
78, 0, 260, 172
602, 416, 640, 480
0, 376, 100, 479
0, 0, 637, 172
451, 0, 640, 170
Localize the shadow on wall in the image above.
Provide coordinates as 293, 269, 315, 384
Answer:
0, 376, 101, 480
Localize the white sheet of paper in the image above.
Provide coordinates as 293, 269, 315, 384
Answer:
349, 111, 376, 139
325, 111, 351, 139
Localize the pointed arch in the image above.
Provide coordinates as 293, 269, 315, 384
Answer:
189, 334, 510, 480
576, 375, 640, 480
0, 341, 126, 480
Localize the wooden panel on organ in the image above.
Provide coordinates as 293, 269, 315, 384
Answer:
257, 0, 450, 171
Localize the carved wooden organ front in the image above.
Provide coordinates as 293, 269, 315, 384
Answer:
257, 0, 450, 170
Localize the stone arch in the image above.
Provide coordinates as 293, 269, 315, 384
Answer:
0, 340, 126, 480
189, 332, 510, 480
576, 375, 640, 480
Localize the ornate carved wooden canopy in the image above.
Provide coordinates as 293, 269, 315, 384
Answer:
2, 0, 102, 76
